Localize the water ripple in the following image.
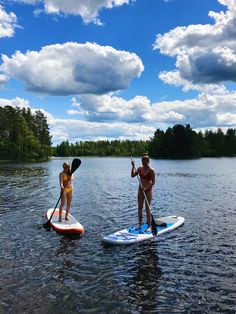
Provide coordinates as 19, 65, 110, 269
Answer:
0, 157, 236, 313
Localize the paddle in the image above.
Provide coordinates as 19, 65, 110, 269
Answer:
43, 158, 81, 230
130, 155, 157, 236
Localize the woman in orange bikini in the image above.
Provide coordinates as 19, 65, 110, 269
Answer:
131, 153, 155, 232
59, 162, 74, 222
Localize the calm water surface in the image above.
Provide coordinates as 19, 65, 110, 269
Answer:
0, 157, 235, 313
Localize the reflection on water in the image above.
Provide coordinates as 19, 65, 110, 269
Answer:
127, 246, 162, 313
0, 157, 236, 313
55, 236, 83, 257
0, 166, 48, 176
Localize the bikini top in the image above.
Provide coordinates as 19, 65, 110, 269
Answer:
137, 167, 153, 180
62, 172, 72, 184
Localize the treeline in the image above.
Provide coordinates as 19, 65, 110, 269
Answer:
0, 106, 52, 161
52, 140, 149, 157
53, 124, 236, 159
149, 124, 236, 158
1, 106, 236, 161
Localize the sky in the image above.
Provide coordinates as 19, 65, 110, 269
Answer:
1, 0, 236, 145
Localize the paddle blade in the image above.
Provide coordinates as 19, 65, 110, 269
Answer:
151, 214, 157, 236
71, 158, 81, 174
43, 219, 52, 230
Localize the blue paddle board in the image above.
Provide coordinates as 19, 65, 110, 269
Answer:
102, 215, 185, 246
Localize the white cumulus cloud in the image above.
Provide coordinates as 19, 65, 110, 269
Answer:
154, 0, 236, 90
0, 42, 144, 96
0, 5, 19, 38
70, 94, 153, 123
0, 97, 30, 109
152, 91, 236, 128
50, 118, 155, 144
2, 90, 236, 144
9, 0, 134, 25
0, 73, 9, 86
67, 89, 236, 130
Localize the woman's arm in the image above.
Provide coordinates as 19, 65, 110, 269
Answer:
131, 162, 138, 177
69, 174, 74, 185
59, 172, 64, 189
151, 169, 155, 186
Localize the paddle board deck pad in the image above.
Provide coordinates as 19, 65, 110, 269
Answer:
102, 216, 184, 246
46, 208, 85, 235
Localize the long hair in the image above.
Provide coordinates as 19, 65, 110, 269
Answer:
63, 162, 71, 175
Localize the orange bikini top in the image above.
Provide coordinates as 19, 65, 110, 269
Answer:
62, 173, 71, 185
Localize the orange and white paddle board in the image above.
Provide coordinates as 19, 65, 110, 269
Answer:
46, 208, 85, 235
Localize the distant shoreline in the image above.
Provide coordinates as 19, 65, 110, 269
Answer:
1, 155, 236, 163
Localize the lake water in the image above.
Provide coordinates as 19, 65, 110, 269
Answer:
0, 157, 235, 313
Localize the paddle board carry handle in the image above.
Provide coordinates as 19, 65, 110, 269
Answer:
43, 158, 81, 230
130, 155, 157, 236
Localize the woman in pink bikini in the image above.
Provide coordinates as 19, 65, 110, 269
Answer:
59, 162, 74, 222
131, 153, 155, 232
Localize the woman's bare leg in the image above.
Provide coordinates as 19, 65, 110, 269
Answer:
137, 190, 144, 228
59, 192, 66, 221
65, 191, 73, 220
145, 190, 152, 230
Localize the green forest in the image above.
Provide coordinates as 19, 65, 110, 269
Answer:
1, 106, 236, 161
53, 124, 236, 159
0, 106, 52, 161
52, 140, 149, 157
149, 124, 236, 158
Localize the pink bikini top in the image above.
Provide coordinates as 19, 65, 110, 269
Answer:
137, 168, 153, 180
